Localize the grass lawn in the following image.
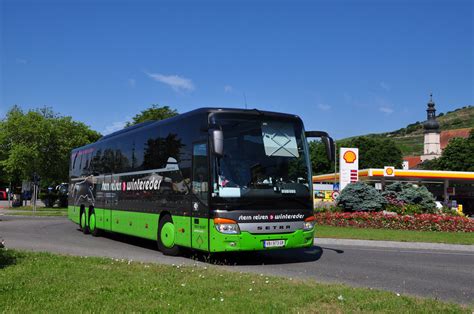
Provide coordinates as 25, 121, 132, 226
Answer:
316, 225, 474, 245
2, 206, 67, 216
0, 250, 469, 313
3, 206, 67, 211
6, 211, 67, 217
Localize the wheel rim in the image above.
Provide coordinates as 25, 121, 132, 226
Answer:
80, 212, 86, 229
161, 222, 175, 248
89, 213, 96, 232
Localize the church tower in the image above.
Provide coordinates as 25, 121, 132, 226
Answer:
421, 93, 441, 161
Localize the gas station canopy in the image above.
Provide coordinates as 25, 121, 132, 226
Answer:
313, 169, 474, 184
312, 169, 474, 214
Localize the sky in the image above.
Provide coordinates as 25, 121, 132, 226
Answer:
1, 0, 473, 139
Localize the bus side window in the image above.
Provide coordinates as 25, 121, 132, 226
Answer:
192, 143, 208, 205
90, 148, 103, 174
73, 154, 82, 178
82, 152, 91, 176
116, 135, 133, 172
101, 143, 116, 174
71, 153, 78, 178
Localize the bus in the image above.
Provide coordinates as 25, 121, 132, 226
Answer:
68, 108, 334, 255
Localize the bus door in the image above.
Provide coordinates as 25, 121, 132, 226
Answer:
101, 173, 112, 231
191, 142, 209, 251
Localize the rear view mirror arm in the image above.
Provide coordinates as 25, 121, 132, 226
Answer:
305, 131, 335, 162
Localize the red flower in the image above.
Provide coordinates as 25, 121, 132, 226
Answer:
314, 212, 473, 232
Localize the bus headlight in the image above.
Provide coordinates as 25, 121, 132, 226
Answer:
214, 218, 240, 234
303, 216, 316, 231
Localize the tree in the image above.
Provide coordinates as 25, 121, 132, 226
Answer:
126, 105, 178, 127
421, 129, 474, 171
0, 106, 101, 187
340, 136, 403, 169
309, 140, 334, 175
419, 157, 439, 170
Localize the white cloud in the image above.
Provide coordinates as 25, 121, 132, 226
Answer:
16, 58, 27, 64
317, 104, 331, 111
224, 85, 233, 93
128, 78, 136, 88
380, 81, 391, 91
379, 106, 394, 114
145, 72, 195, 92
102, 119, 128, 135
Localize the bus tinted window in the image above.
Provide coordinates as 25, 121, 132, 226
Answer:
81, 152, 91, 176
193, 143, 208, 204
101, 142, 116, 173
90, 146, 103, 174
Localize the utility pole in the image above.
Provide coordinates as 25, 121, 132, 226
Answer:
7, 181, 11, 208
334, 142, 337, 185
33, 183, 37, 213
32, 173, 40, 214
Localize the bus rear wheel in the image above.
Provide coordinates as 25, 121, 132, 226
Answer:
80, 211, 89, 234
157, 215, 180, 256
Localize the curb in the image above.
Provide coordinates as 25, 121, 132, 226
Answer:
314, 237, 474, 252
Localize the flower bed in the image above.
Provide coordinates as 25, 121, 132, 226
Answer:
314, 212, 474, 232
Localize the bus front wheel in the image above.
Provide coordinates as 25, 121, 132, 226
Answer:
89, 209, 101, 237
157, 215, 180, 256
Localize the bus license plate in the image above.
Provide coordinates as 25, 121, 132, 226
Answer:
264, 240, 285, 248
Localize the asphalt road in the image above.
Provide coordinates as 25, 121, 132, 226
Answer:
1, 215, 473, 305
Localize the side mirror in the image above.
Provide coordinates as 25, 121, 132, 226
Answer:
305, 131, 335, 162
322, 136, 335, 163
210, 129, 224, 156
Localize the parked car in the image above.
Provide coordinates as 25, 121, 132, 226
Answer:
40, 183, 68, 208
0, 190, 7, 200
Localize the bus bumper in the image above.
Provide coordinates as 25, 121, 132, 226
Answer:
209, 225, 315, 252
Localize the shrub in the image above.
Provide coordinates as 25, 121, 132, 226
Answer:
440, 206, 464, 217
398, 186, 436, 212
383, 182, 436, 213
385, 204, 424, 215
384, 193, 406, 207
384, 204, 403, 214
337, 182, 387, 211
403, 204, 425, 215
314, 205, 343, 213
384, 182, 404, 193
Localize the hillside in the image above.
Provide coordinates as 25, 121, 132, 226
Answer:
340, 105, 473, 156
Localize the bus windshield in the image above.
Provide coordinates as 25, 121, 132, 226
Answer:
211, 115, 311, 205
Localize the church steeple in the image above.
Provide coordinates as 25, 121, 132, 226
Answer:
421, 92, 442, 161
423, 93, 440, 133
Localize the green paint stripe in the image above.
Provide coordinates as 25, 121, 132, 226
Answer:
69, 209, 313, 252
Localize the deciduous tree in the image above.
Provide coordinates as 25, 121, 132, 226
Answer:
436, 131, 474, 171
309, 140, 335, 175
126, 105, 178, 127
309, 136, 402, 175
0, 106, 101, 187
421, 129, 474, 171
340, 136, 403, 169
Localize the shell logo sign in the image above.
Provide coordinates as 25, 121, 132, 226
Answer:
340, 147, 359, 191
343, 150, 357, 163
384, 166, 395, 177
